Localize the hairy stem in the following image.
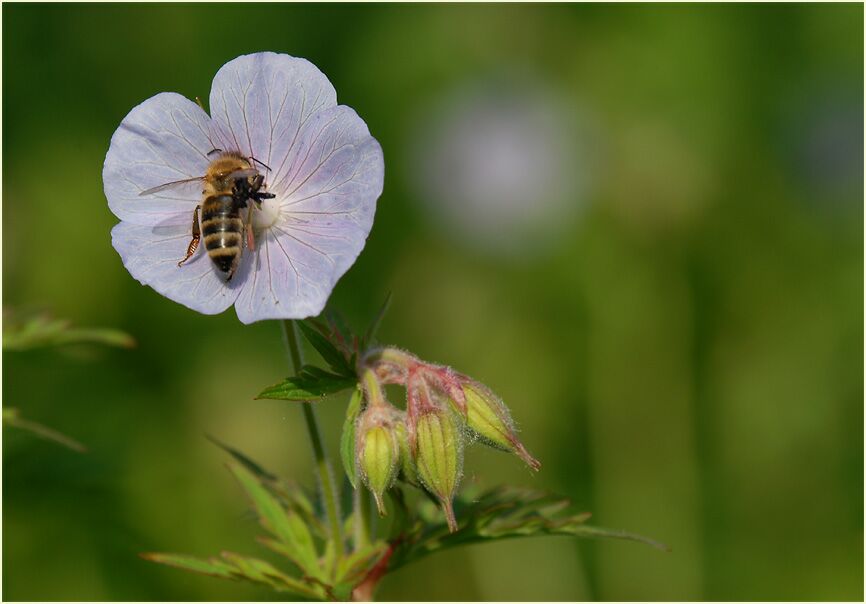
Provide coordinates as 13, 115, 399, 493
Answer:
280, 320, 344, 565
361, 367, 388, 407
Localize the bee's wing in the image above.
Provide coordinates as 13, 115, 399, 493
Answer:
224, 168, 259, 181
139, 176, 204, 196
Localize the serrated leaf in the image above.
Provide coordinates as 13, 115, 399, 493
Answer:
3, 313, 135, 351
298, 321, 354, 377
560, 525, 670, 551
283, 486, 327, 541
143, 551, 323, 599
322, 308, 355, 348
209, 436, 327, 540
340, 387, 364, 488
256, 367, 356, 401
388, 486, 667, 570
141, 552, 236, 578
335, 541, 388, 585
329, 542, 389, 600
207, 434, 277, 481
229, 463, 322, 580
362, 292, 392, 349
220, 552, 323, 597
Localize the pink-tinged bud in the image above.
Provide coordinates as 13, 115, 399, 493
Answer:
462, 382, 541, 472
412, 409, 463, 532
356, 407, 400, 516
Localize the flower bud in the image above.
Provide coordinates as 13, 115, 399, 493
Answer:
394, 419, 420, 486
413, 409, 463, 532
462, 382, 541, 471
356, 407, 400, 516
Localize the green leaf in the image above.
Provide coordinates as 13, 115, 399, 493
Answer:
220, 552, 321, 596
362, 292, 392, 349
3, 407, 87, 452
335, 541, 388, 585
207, 434, 277, 481
559, 525, 670, 551
388, 486, 667, 570
385, 487, 414, 541
3, 312, 135, 351
298, 321, 354, 377
340, 387, 364, 488
142, 551, 324, 599
208, 437, 327, 540
329, 541, 389, 600
229, 462, 322, 580
256, 366, 356, 401
141, 552, 236, 579
322, 308, 355, 349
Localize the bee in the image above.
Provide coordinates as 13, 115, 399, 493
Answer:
139, 150, 275, 281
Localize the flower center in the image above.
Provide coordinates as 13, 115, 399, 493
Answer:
252, 196, 281, 230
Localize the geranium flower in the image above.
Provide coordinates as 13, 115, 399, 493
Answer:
103, 52, 384, 323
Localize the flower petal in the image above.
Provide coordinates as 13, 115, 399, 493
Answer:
233, 106, 384, 325
104, 92, 214, 226
232, 228, 327, 324
112, 220, 240, 315
208, 52, 337, 174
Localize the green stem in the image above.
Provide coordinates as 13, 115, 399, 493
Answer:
363, 346, 418, 369
280, 320, 344, 564
361, 367, 387, 407
353, 486, 372, 550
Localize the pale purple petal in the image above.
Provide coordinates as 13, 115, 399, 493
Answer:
208, 52, 337, 169
232, 228, 329, 324
104, 92, 214, 226
234, 105, 384, 324
111, 220, 240, 315
106, 53, 383, 324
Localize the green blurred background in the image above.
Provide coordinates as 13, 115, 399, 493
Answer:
3, 3, 863, 601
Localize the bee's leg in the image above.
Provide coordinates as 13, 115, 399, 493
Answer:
178, 205, 201, 266
245, 204, 256, 252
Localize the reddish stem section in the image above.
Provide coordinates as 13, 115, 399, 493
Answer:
351, 541, 397, 602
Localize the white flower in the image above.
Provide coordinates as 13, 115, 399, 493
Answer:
103, 52, 384, 323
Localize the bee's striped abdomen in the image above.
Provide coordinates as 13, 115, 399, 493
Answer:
201, 194, 243, 279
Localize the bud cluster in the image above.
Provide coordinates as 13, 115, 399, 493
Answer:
346, 347, 540, 532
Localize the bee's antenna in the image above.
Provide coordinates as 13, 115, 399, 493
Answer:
248, 156, 272, 172
207, 148, 224, 157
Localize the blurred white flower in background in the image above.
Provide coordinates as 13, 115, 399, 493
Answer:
409, 77, 590, 257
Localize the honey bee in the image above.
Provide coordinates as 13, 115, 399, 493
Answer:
139, 150, 275, 281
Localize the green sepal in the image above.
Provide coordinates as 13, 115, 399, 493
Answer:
340, 387, 364, 488
394, 421, 420, 487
